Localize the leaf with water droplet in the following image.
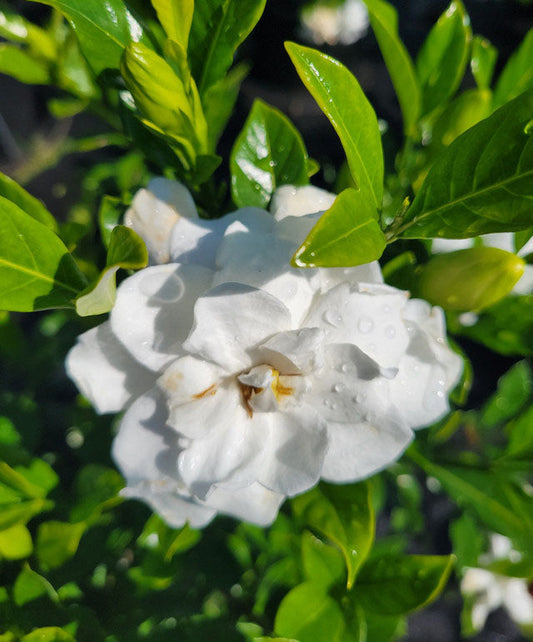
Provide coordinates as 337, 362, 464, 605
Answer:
291, 480, 374, 589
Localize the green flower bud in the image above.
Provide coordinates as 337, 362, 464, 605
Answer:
419, 247, 525, 311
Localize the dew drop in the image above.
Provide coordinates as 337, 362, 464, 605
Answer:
385, 325, 396, 339
357, 316, 374, 334
323, 309, 343, 327
332, 382, 345, 393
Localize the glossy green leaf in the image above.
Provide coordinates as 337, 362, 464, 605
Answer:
0, 7, 56, 59
357, 554, 454, 615
471, 36, 497, 90
415, 0, 472, 116
449, 513, 484, 569
364, 610, 405, 642
230, 99, 309, 208
293, 188, 386, 268
408, 447, 533, 543
36, 521, 86, 571
0, 44, 50, 84
29, 0, 149, 74
0, 171, 57, 231
480, 361, 532, 427
504, 404, 533, 460
0, 197, 87, 311
152, 0, 193, 48
292, 480, 374, 589
418, 248, 525, 311
395, 89, 533, 239
301, 531, 345, 589
286, 43, 383, 210
98, 195, 124, 247
493, 28, 533, 109
0, 523, 33, 560
13, 565, 58, 607
274, 582, 346, 642
204, 62, 249, 150
459, 294, 533, 356
76, 225, 147, 316
22, 628, 75, 642
363, 0, 420, 135
189, 0, 267, 95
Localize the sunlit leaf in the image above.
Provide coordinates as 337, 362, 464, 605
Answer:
301, 531, 345, 589
0, 44, 50, 84
151, 0, 193, 48
493, 28, 533, 108
13, 565, 58, 607
293, 188, 386, 268
286, 42, 383, 210
0, 171, 57, 231
0, 523, 33, 560
21, 628, 75, 642
36, 521, 86, 571
471, 35, 497, 90
230, 99, 309, 208
395, 89, 533, 239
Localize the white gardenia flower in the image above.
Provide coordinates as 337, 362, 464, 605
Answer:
66, 180, 462, 528
461, 535, 533, 632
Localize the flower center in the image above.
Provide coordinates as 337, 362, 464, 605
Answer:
237, 365, 295, 417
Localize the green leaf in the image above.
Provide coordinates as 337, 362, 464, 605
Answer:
415, 0, 472, 116
0, 7, 56, 60
71, 464, 124, 521
22, 628, 75, 642
274, 582, 346, 642
395, 88, 533, 239
76, 225, 147, 316
230, 99, 309, 208
292, 480, 374, 589
458, 295, 533, 356
29, 0, 149, 75
480, 361, 532, 427
204, 62, 249, 150
0, 44, 50, 84
515, 227, 533, 253
301, 531, 345, 589
286, 42, 383, 210
449, 513, 484, 569
189, 0, 267, 96
471, 36, 497, 90
0, 171, 57, 231
0, 462, 49, 499
36, 521, 86, 571
151, 0, 193, 48
98, 195, 124, 247
0, 523, 33, 560
0, 499, 53, 531
357, 554, 454, 615
503, 404, 533, 461
418, 247, 525, 311
0, 197, 87, 311
362, 0, 420, 136
493, 28, 533, 109
13, 565, 58, 607
292, 188, 386, 268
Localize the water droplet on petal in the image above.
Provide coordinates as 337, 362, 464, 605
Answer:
358, 316, 374, 334
332, 382, 345, 393
323, 309, 343, 327
385, 325, 396, 339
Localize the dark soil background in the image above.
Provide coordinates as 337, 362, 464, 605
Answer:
1, 1, 532, 640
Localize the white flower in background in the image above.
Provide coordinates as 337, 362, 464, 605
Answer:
432, 233, 533, 296
461, 535, 533, 633
66, 179, 462, 528
300, 0, 369, 46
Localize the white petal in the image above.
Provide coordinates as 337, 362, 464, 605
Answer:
214, 226, 317, 325
514, 265, 533, 295
206, 482, 284, 526
223, 207, 275, 233
317, 263, 383, 292
271, 185, 336, 220
184, 283, 292, 372
503, 579, 533, 624
65, 321, 153, 414
321, 413, 413, 482
124, 178, 197, 264
259, 327, 325, 374
274, 212, 321, 245
111, 263, 213, 372
431, 238, 474, 253
304, 283, 410, 367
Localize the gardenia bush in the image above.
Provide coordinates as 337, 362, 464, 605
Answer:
67, 180, 461, 527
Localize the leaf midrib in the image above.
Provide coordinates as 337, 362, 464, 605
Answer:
0, 257, 79, 295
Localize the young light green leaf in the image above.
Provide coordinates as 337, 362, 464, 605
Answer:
286, 42, 383, 210
0, 44, 50, 84
292, 480, 374, 589
13, 566, 58, 607
274, 582, 347, 642
418, 248, 525, 311
357, 554, 454, 615
415, 0, 472, 116
0, 498, 53, 531
76, 225, 147, 317
21, 629, 75, 642
151, 0, 193, 48
0, 7, 56, 60
230, 99, 309, 208
395, 88, 533, 239
362, 0, 420, 136
0, 523, 33, 560
0, 171, 57, 231
189, 0, 267, 96
493, 28, 533, 109
480, 361, 532, 428
0, 196, 87, 311
292, 188, 386, 268
36, 521, 86, 571
29, 0, 149, 74
471, 36, 497, 90
301, 531, 345, 589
